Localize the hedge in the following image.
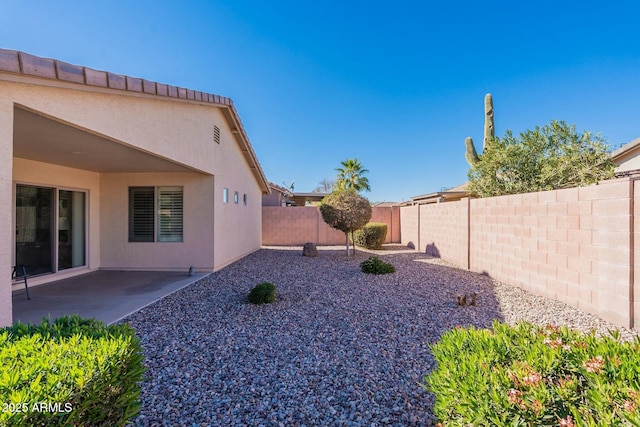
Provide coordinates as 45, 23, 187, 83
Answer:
353, 222, 387, 249
0, 315, 145, 426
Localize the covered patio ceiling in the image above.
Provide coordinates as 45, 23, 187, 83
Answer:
12, 106, 203, 174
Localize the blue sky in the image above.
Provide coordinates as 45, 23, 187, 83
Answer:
2, 1, 639, 202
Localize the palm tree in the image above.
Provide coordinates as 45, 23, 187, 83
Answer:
335, 158, 371, 192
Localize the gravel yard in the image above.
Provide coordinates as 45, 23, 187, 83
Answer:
125, 246, 639, 426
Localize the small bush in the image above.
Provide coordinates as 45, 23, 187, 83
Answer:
0, 315, 145, 427
248, 282, 276, 304
360, 256, 395, 275
353, 222, 387, 249
424, 320, 640, 426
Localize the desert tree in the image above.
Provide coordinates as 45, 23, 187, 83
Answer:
320, 189, 372, 256
468, 120, 615, 197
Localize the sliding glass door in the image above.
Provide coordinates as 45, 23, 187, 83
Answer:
15, 184, 87, 276
15, 185, 54, 275
58, 190, 86, 270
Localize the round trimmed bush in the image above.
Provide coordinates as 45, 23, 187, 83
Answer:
248, 282, 276, 304
360, 256, 395, 275
353, 222, 387, 249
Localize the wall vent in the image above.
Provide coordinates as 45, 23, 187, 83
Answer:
214, 125, 221, 144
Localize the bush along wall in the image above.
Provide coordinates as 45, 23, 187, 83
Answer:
353, 222, 387, 249
424, 321, 640, 426
0, 315, 145, 427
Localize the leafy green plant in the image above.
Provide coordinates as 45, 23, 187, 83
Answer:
0, 315, 145, 427
360, 256, 395, 275
248, 282, 276, 305
468, 120, 615, 197
353, 222, 387, 249
424, 321, 640, 426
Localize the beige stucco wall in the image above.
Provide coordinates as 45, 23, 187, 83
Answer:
615, 149, 640, 173
100, 173, 215, 271
0, 77, 221, 174
213, 115, 263, 269
0, 102, 13, 326
1, 74, 266, 325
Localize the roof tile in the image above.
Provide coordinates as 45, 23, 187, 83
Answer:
126, 76, 143, 92
19, 52, 56, 79
107, 72, 126, 90
142, 79, 156, 94
168, 85, 178, 97
85, 68, 108, 87
156, 83, 168, 96
56, 61, 85, 84
0, 49, 20, 73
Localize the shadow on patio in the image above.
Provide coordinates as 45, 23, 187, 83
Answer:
12, 270, 209, 325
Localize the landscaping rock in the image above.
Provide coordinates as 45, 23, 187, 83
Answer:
122, 247, 639, 426
302, 242, 318, 257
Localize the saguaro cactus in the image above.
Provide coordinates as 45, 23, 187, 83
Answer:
465, 93, 494, 166
465, 136, 479, 165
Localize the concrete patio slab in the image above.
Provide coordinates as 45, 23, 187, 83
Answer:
12, 270, 209, 325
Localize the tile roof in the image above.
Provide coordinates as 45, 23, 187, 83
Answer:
0, 48, 269, 193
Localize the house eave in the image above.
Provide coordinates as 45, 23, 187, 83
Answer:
0, 48, 270, 193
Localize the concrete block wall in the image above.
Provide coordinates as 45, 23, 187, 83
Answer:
400, 205, 419, 249
262, 206, 401, 246
400, 178, 638, 329
420, 199, 470, 269
370, 206, 401, 244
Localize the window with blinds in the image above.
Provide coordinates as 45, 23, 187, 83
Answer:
129, 187, 154, 242
128, 186, 183, 242
158, 187, 183, 242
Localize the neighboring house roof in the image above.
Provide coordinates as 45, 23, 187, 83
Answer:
371, 201, 400, 207
612, 137, 640, 164
611, 137, 640, 177
0, 49, 270, 193
407, 182, 470, 205
290, 192, 328, 206
267, 182, 293, 197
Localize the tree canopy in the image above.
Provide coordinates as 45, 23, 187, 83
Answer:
468, 120, 615, 197
335, 158, 371, 192
320, 189, 372, 256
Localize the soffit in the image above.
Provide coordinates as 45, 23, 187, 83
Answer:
13, 107, 198, 173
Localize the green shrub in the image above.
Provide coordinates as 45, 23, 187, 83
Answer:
360, 256, 395, 275
248, 282, 276, 304
0, 315, 145, 427
424, 320, 640, 426
353, 222, 387, 249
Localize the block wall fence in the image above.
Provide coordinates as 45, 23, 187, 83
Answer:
262, 206, 401, 246
400, 177, 640, 329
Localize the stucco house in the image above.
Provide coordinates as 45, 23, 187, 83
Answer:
262, 182, 293, 206
0, 49, 270, 326
612, 137, 640, 177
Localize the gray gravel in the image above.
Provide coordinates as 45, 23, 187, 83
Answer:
123, 246, 639, 426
